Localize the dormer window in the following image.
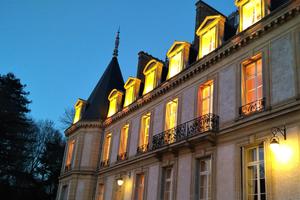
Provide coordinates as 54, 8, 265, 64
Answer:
73, 99, 86, 124
196, 15, 225, 59
124, 77, 141, 107
236, 0, 267, 31
143, 60, 163, 94
167, 41, 191, 79
107, 89, 123, 117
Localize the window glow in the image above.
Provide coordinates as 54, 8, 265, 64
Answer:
200, 27, 216, 58
165, 99, 178, 131
119, 125, 129, 155
66, 140, 75, 167
97, 184, 105, 200
199, 81, 214, 116
107, 89, 123, 117
241, 0, 262, 31
242, 57, 263, 107
124, 85, 135, 107
134, 174, 145, 200
102, 133, 111, 161
144, 70, 155, 94
168, 51, 183, 79
107, 97, 117, 117
139, 113, 151, 147
73, 100, 86, 124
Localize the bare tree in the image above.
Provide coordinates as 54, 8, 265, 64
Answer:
59, 108, 75, 130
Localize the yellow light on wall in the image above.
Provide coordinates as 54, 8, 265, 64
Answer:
270, 125, 287, 155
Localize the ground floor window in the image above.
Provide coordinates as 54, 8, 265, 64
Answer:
97, 183, 105, 200
60, 185, 68, 200
161, 167, 173, 200
195, 157, 212, 200
244, 144, 266, 200
134, 173, 145, 200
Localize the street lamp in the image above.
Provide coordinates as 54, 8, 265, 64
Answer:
117, 177, 124, 186
270, 125, 286, 151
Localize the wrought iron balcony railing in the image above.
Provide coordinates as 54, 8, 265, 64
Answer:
117, 152, 128, 162
137, 143, 149, 154
152, 113, 219, 150
100, 159, 110, 167
239, 98, 266, 117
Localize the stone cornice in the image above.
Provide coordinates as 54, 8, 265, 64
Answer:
101, 1, 299, 128
65, 121, 103, 137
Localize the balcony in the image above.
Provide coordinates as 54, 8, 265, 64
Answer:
100, 159, 110, 167
137, 143, 149, 154
117, 152, 128, 162
152, 113, 219, 150
239, 98, 266, 117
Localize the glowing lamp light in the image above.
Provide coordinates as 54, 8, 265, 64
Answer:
117, 178, 124, 186
270, 137, 280, 152
270, 125, 286, 152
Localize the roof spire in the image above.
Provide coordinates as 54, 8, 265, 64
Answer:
113, 27, 120, 57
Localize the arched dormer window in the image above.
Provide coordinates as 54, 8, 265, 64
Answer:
143, 59, 163, 94
107, 89, 123, 117
73, 99, 86, 124
124, 77, 141, 107
167, 41, 191, 79
235, 0, 269, 31
196, 15, 226, 59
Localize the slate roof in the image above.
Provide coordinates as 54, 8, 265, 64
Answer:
81, 56, 124, 121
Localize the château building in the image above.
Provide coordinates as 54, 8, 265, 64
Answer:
57, 0, 300, 199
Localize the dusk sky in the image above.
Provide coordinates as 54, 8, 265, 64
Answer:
0, 0, 236, 130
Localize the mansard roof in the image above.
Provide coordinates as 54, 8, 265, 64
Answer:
81, 56, 124, 121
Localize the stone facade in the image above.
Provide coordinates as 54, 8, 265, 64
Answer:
57, 1, 300, 200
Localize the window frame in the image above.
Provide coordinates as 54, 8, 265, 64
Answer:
198, 80, 214, 116
65, 139, 76, 170
117, 124, 130, 161
242, 143, 267, 200
161, 166, 174, 200
102, 133, 112, 162
134, 173, 146, 200
195, 156, 212, 200
138, 112, 151, 153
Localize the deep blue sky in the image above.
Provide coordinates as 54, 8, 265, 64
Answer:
0, 0, 236, 130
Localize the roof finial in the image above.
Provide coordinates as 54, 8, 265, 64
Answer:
113, 27, 120, 57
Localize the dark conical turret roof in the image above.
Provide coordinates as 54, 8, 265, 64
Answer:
81, 56, 124, 121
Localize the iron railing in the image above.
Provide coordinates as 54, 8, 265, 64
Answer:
117, 152, 128, 162
100, 159, 110, 167
152, 113, 219, 150
137, 143, 149, 154
239, 98, 265, 117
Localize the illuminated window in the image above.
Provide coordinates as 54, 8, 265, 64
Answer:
124, 78, 141, 107
200, 27, 216, 58
243, 144, 266, 200
107, 89, 123, 117
168, 51, 183, 79
143, 60, 163, 94
119, 124, 129, 155
196, 15, 225, 59
102, 133, 112, 162
144, 69, 155, 94
195, 157, 212, 200
198, 81, 214, 116
134, 173, 145, 200
138, 113, 151, 152
241, 56, 264, 116
167, 41, 191, 79
65, 140, 75, 170
73, 99, 86, 124
165, 99, 178, 131
161, 167, 173, 200
236, 0, 264, 31
97, 184, 105, 200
